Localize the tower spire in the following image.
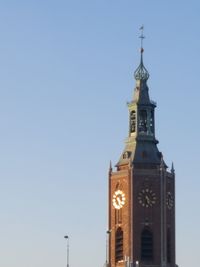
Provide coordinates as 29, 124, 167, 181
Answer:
108, 33, 177, 267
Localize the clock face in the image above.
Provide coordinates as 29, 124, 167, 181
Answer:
166, 192, 174, 209
138, 188, 156, 208
112, 190, 125, 209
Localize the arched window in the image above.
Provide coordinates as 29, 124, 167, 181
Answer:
150, 110, 154, 134
115, 183, 122, 191
130, 110, 136, 133
115, 228, 123, 262
139, 110, 147, 133
123, 151, 130, 159
141, 228, 153, 261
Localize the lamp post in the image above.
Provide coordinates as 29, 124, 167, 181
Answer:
106, 230, 111, 267
135, 261, 139, 267
64, 235, 69, 267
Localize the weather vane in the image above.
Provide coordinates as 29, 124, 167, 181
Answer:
139, 25, 145, 52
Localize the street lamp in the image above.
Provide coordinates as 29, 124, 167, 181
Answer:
106, 230, 111, 267
135, 261, 139, 267
64, 235, 69, 267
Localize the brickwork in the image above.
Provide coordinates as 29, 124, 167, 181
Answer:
108, 165, 176, 267
109, 165, 131, 267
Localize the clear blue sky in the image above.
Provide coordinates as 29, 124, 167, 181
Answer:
0, 1, 199, 267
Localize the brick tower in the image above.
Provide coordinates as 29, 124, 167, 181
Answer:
108, 34, 177, 267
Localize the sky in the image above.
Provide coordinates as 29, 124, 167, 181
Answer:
0, 1, 199, 267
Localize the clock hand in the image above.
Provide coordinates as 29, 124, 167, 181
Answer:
116, 197, 121, 204
145, 195, 150, 204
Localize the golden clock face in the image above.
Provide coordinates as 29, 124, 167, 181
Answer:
112, 190, 125, 209
138, 188, 156, 208
166, 192, 174, 209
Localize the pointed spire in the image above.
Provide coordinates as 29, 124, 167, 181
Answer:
171, 162, 175, 174
134, 26, 150, 81
109, 160, 112, 175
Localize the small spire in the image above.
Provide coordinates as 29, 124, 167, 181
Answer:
171, 162, 175, 174
134, 25, 150, 81
109, 160, 112, 174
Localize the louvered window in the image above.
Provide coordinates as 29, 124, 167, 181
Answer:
115, 228, 123, 262
141, 229, 153, 261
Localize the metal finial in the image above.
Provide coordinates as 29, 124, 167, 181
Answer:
139, 25, 145, 52
134, 25, 149, 81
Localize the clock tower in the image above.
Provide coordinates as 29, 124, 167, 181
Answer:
108, 36, 177, 267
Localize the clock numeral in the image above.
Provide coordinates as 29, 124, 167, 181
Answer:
138, 188, 156, 208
